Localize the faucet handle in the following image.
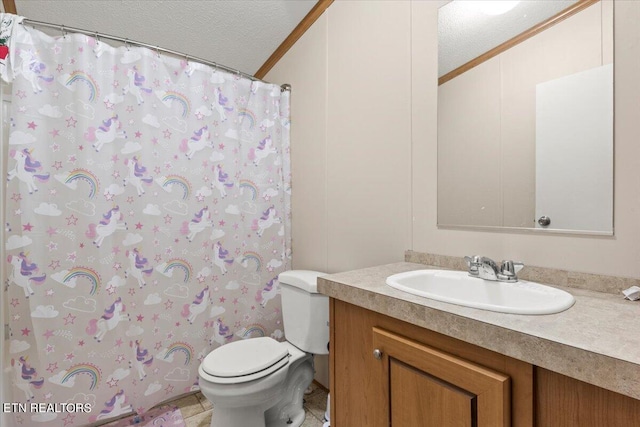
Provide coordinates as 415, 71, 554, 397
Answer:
464, 255, 480, 266
513, 261, 524, 274
499, 260, 524, 281
464, 255, 481, 276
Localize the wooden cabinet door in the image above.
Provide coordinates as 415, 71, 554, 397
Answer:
390, 358, 476, 426
373, 327, 511, 427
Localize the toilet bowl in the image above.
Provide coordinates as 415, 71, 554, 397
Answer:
198, 338, 313, 426
197, 270, 329, 427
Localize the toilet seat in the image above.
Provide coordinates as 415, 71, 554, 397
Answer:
201, 337, 290, 384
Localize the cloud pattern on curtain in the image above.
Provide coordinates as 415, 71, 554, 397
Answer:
2, 17, 291, 426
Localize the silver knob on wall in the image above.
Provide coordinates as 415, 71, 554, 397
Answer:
538, 216, 551, 226
373, 349, 383, 360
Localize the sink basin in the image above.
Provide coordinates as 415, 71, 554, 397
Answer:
386, 270, 575, 315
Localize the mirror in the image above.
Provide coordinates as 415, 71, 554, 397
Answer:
437, 0, 614, 234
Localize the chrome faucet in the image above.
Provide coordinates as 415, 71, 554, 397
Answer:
464, 256, 524, 282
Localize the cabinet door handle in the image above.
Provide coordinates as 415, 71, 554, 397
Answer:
373, 349, 383, 360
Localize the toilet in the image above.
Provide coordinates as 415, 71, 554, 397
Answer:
198, 270, 329, 427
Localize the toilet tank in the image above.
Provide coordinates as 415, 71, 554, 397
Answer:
278, 270, 329, 355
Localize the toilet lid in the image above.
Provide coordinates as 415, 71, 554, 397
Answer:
202, 337, 289, 380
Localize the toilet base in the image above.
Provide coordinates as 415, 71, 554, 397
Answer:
264, 358, 313, 426
205, 351, 314, 427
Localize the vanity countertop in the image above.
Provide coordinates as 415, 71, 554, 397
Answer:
317, 262, 640, 401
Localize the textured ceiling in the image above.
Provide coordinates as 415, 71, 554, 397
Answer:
439, 1, 579, 77
13, 0, 317, 77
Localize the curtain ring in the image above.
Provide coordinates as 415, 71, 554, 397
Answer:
155, 46, 160, 58
124, 38, 130, 51
185, 54, 189, 64
61, 25, 66, 39
95, 31, 100, 45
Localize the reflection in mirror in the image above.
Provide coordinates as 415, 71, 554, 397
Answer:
437, 0, 613, 234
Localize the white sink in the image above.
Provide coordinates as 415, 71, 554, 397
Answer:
386, 270, 575, 315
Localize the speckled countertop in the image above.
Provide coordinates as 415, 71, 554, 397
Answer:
317, 262, 640, 401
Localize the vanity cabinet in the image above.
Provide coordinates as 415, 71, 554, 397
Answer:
373, 327, 510, 426
329, 299, 640, 427
329, 299, 533, 427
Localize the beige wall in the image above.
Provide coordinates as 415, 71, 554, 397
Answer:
438, 3, 610, 228
266, 2, 413, 388
266, 1, 412, 275
267, 10, 330, 274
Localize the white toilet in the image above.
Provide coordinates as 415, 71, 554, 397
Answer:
198, 270, 329, 427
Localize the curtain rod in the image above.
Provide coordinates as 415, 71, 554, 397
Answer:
19, 18, 291, 92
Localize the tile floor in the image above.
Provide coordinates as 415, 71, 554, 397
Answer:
169, 382, 329, 427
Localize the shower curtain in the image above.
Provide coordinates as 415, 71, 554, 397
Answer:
1, 14, 291, 426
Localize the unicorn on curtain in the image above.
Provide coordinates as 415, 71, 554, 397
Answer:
213, 241, 234, 274
252, 205, 282, 237
211, 164, 234, 198
210, 318, 233, 346
212, 87, 233, 121
249, 135, 277, 166
86, 115, 128, 152
181, 286, 211, 324
10, 356, 44, 402
7, 252, 46, 298
86, 297, 130, 342
123, 66, 152, 105
181, 206, 213, 242
16, 49, 53, 93
125, 248, 154, 288
180, 126, 212, 160
90, 390, 133, 422
123, 156, 153, 197
130, 340, 153, 381
7, 148, 50, 194
86, 206, 128, 248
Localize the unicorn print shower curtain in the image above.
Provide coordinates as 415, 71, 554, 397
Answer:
1, 14, 291, 426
